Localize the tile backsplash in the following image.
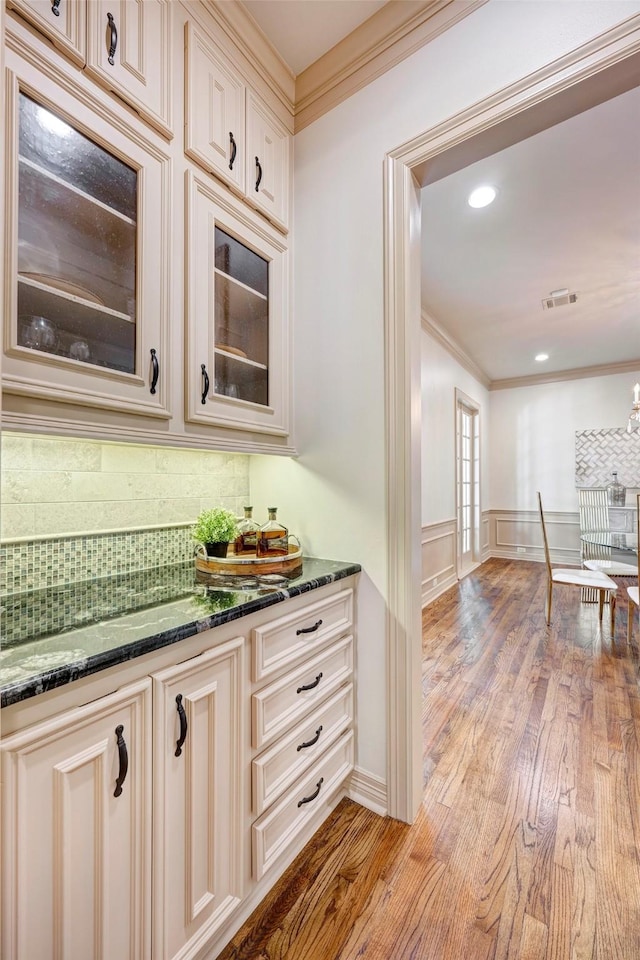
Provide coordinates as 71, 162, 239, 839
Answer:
575, 428, 640, 490
1, 433, 251, 595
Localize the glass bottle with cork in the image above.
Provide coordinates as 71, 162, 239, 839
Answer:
257, 507, 289, 557
234, 506, 260, 555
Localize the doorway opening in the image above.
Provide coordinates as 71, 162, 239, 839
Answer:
383, 24, 640, 823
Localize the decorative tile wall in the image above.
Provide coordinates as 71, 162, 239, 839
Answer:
2, 561, 197, 646
0, 526, 195, 596
575, 428, 640, 489
1, 433, 251, 595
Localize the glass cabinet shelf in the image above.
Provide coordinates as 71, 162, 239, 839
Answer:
214, 227, 269, 406
16, 92, 137, 375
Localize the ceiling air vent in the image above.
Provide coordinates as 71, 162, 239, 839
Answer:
541, 288, 578, 310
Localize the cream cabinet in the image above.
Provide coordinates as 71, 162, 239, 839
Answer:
0, 678, 152, 960
186, 170, 290, 438
185, 20, 290, 232
0, 578, 357, 960
6, 0, 172, 136
2, 45, 172, 419
250, 588, 355, 881
152, 638, 244, 960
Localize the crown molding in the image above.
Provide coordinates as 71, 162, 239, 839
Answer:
490, 360, 640, 391
421, 312, 491, 389
294, 0, 487, 133
422, 312, 640, 392
200, 0, 295, 126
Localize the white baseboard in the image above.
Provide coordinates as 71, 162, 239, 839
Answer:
421, 571, 458, 607
348, 766, 388, 817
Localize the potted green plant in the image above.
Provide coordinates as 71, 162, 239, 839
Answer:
192, 507, 238, 558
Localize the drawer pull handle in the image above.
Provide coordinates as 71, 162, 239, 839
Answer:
107, 12, 118, 66
51, 0, 61, 16
175, 694, 188, 757
297, 672, 323, 694
150, 348, 159, 395
255, 156, 263, 192
296, 619, 323, 636
200, 363, 209, 404
297, 725, 323, 751
114, 724, 128, 797
298, 777, 324, 808
229, 132, 237, 170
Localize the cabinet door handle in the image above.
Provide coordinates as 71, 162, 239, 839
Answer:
297, 725, 323, 752
114, 724, 128, 797
255, 156, 262, 192
297, 777, 324, 808
296, 618, 323, 636
200, 364, 209, 404
229, 132, 237, 170
175, 694, 188, 757
297, 672, 323, 694
107, 12, 118, 65
51, 0, 61, 16
150, 348, 159, 395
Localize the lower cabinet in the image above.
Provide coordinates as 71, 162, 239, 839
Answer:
152, 638, 244, 960
0, 580, 357, 960
1, 678, 153, 960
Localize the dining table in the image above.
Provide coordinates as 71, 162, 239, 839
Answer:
580, 531, 638, 556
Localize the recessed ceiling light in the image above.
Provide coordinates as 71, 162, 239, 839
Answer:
535, 353, 549, 362
467, 185, 497, 208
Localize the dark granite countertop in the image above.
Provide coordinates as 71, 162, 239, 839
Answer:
0, 557, 361, 708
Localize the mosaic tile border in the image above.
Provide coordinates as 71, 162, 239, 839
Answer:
1, 525, 194, 597
1, 562, 196, 647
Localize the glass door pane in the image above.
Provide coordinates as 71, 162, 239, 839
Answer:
214, 227, 269, 406
17, 93, 137, 374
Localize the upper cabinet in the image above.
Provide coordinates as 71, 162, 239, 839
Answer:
186, 171, 290, 438
2, 50, 171, 418
185, 21, 291, 232
6, 0, 172, 137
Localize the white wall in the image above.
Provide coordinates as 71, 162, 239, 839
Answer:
421, 325, 490, 526
489, 370, 640, 513
255, 0, 640, 789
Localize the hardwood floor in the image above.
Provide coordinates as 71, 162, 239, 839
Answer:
218, 558, 640, 960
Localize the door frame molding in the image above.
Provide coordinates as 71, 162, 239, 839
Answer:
383, 13, 640, 822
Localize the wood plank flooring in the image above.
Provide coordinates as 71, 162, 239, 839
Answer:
218, 558, 640, 960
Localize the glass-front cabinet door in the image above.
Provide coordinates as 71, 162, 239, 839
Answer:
3, 55, 171, 420
186, 171, 290, 438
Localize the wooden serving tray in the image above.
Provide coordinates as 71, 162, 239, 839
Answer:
195, 543, 303, 580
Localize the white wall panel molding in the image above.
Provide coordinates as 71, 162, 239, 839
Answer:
294, 0, 487, 132
488, 508, 580, 566
421, 518, 457, 606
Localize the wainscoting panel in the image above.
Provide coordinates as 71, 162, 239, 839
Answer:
488, 509, 581, 566
421, 518, 457, 606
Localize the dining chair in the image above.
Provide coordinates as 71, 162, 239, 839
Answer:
578, 487, 637, 576
538, 492, 617, 631
626, 492, 639, 646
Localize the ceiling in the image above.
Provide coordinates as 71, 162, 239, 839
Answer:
240, 1, 640, 386
242, 0, 388, 75
421, 83, 640, 385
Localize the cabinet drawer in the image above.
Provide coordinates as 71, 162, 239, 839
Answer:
252, 730, 354, 881
252, 588, 353, 682
252, 636, 353, 750
252, 683, 353, 816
